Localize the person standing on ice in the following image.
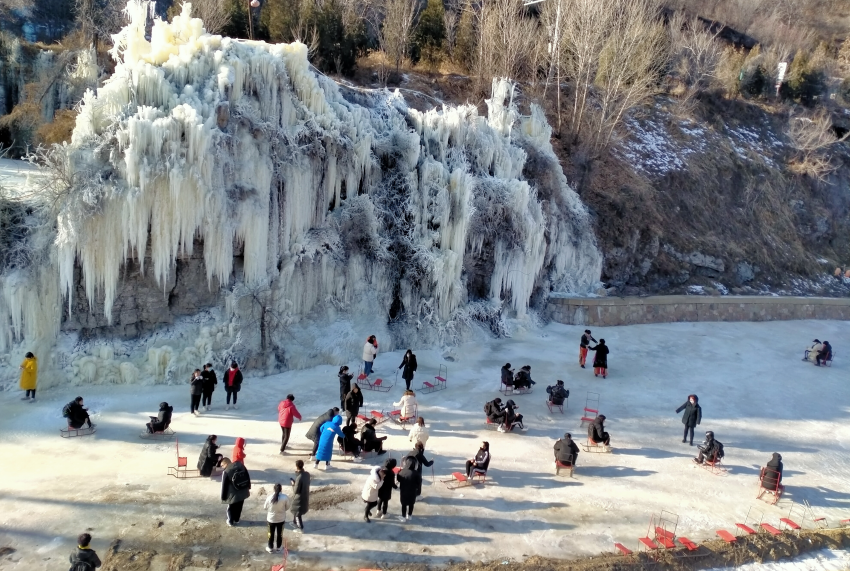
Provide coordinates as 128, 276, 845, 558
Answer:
338, 365, 353, 410
377, 457, 398, 518
19, 352, 37, 402
223, 361, 243, 410
675, 395, 701, 445
361, 466, 385, 522
201, 363, 217, 411
398, 349, 418, 391
408, 416, 429, 449
579, 330, 596, 369
220, 457, 251, 526
404, 441, 433, 496
68, 532, 102, 570
314, 414, 344, 469
277, 394, 302, 454
362, 335, 378, 376
305, 407, 339, 459
344, 384, 364, 428
232, 437, 247, 466
396, 455, 421, 521
264, 482, 288, 553
190, 369, 204, 416
589, 339, 610, 378
290, 459, 310, 533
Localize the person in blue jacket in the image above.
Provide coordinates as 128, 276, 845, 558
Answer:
314, 414, 344, 469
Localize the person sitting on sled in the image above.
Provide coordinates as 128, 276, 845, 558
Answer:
63, 397, 93, 429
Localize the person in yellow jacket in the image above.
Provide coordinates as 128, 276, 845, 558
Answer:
19, 352, 38, 402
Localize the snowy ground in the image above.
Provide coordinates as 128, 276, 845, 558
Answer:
710, 549, 850, 571
1, 319, 849, 570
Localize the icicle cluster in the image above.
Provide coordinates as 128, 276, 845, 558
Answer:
2, 0, 601, 382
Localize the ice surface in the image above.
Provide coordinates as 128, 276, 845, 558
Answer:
0, 0, 601, 383
0, 319, 847, 569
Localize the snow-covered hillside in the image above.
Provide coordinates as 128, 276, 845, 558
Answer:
0, 1, 601, 386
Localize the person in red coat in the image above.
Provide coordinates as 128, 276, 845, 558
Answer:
277, 394, 302, 454
233, 437, 247, 465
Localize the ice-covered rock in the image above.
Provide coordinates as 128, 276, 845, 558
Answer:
0, 0, 601, 382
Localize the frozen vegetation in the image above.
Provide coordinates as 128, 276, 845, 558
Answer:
0, 1, 601, 388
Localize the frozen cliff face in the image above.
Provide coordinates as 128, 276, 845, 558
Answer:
0, 0, 601, 382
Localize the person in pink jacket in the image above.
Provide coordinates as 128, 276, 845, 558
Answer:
278, 394, 302, 454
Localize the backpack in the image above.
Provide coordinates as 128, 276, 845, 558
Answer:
62, 404, 72, 418
715, 441, 725, 459
69, 559, 94, 571
231, 467, 250, 490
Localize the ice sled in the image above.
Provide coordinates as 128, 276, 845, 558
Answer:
581, 438, 612, 453
60, 424, 97, 438
420, 365, 447, 394
140, 427, 176, 440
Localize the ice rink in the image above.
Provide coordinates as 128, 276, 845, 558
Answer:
1, 319, 848, 570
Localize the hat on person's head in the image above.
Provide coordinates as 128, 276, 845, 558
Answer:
813, 339, 820, 343
584, 329, 591, 334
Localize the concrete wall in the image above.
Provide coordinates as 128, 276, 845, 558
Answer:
545, 295, 850, 326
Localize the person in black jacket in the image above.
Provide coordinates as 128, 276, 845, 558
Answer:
338, 424, 362, 458
761, 453, 783, 491
290, 460, 310, 532
485, 397, 505, 427
465, 441, 490, 477
305, 407, 339, 458
500, 363, 514, 390
816, 341, 832, 366
503, 399, 526, 432
694, 431, 723, 464
63, 397, 92, 429
589, 339, 610, 378
396, 455, 421, 521
223, 362, 243, 410
405, 441, 433, 496
361, 419, 387, 453
513, 365, 535, 389
344, 385, 363, 428
201, 363, 217, 411
69, 532, 101, 569
198, 434, 224, 476
579, 329, 596, 368
675, 394, 702, 445
546, 380, 569, 405
221, 458, 251, 526
338, 366, 353, 410
377, 457, 398, 518
190, 369, 204, 416
554, 432, 579, 466
398, 350, 418, 391
588, 415, 610, 446
146, 402, 173, 433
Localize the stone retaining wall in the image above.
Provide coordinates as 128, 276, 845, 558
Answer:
545, 295, 850, 326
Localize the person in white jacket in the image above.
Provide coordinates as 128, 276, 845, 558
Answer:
263, 483, 289, 553
362, 335, 378, 376
408, 416, 429, 449
393, 390, 418, 421
361, 466, 384, 522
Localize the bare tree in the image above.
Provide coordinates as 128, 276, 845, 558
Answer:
443, 0, 460, 61
374, 0, 418, 79
470, 0, 539, 89
188, 0, 232, 35
668, 12, 723, 114
786, 110, 849, 180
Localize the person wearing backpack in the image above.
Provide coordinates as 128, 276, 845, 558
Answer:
264, 483, 289, 553
694, 431, 724, 465
63, 397, 93, 429
221, 457, 252, 526
68, 532, 101, 570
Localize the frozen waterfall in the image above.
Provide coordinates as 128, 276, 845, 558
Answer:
0, 0, 601, 384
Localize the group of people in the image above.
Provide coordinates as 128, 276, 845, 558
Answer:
189, 362, 244, 415
500, 363, 536, 391
673, 393, 724, 465
484, 397, 527, 433
361, 441, 434, 522
803, 339, 833, 366
579, 330, 609, 378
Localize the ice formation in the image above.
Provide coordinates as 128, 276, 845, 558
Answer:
0, 0, 601, 384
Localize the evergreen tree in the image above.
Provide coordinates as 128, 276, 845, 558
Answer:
411, 0, 445, 70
